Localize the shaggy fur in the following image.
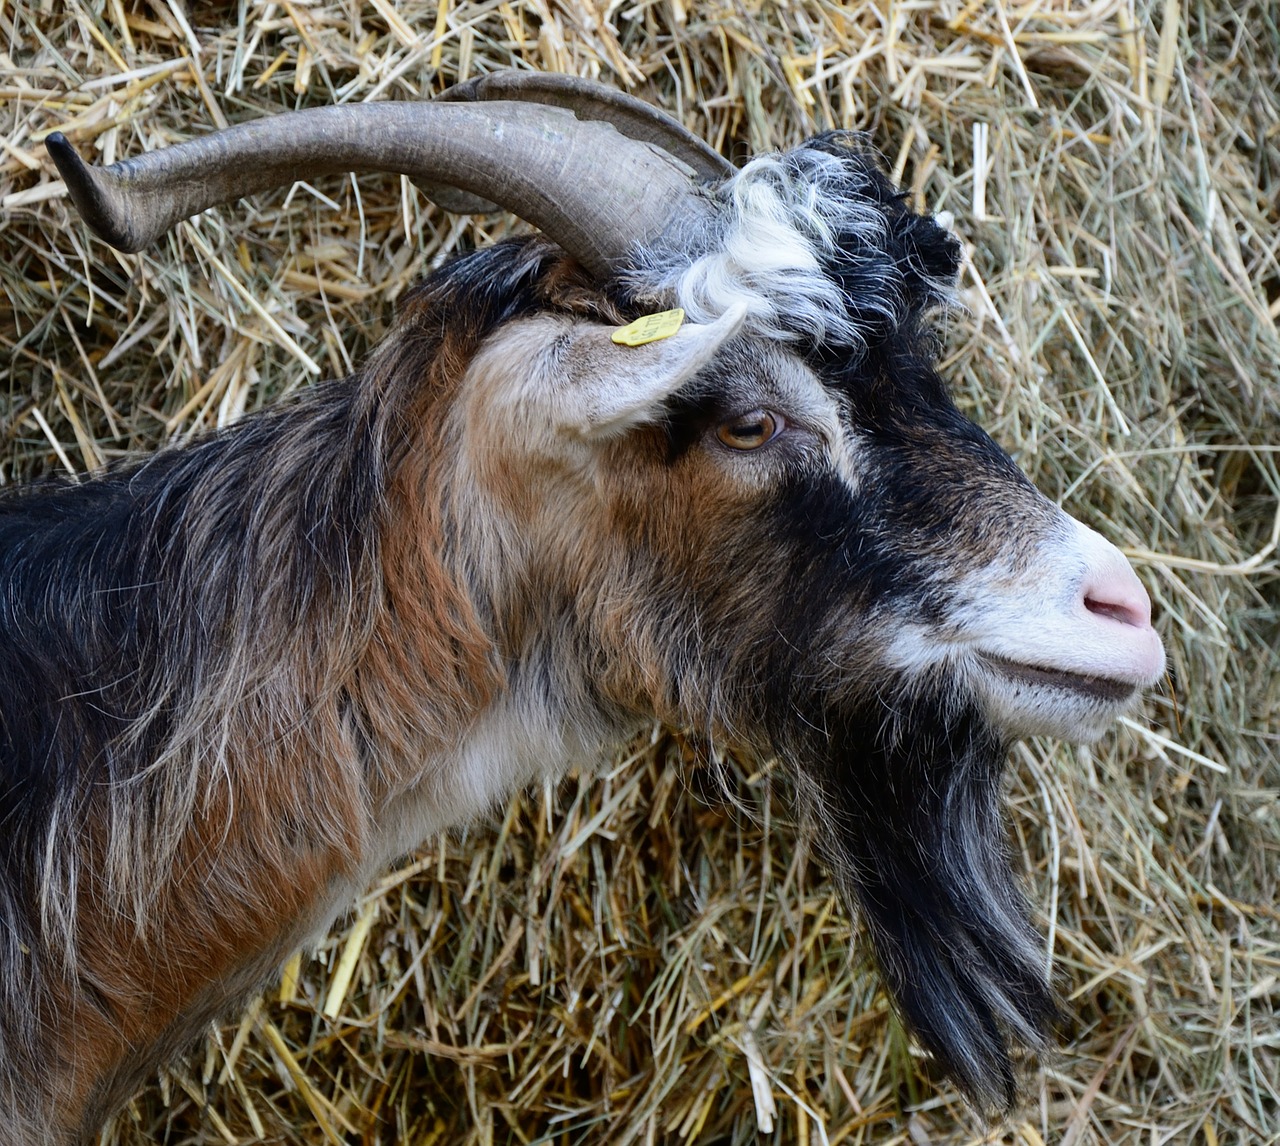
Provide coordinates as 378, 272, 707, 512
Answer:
632, 133, 958, 349
0, 241, 575, 1142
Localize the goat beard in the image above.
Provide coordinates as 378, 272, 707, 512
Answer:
779, 683, 1060, 1115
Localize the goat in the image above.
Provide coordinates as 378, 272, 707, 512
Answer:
0, 73, 1165, 1144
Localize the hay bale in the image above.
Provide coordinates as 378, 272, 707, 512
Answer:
1, 0, 1275, 1142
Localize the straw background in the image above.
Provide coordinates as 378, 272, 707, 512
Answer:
2, 0, 1277, 1142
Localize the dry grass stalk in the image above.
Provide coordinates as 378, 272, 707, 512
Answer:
1, 0, 1277, 1142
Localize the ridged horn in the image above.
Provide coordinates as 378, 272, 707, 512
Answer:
46, 100, 716, 278
418, 72, 731, 216
440, 71, 733, 181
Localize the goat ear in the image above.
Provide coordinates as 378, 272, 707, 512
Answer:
556, 305, 746, 438
894, 210, 963, 310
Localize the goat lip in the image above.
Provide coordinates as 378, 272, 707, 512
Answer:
980, 654, 1137, 704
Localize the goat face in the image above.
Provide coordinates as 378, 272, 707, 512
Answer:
454, 148, 1163, 1113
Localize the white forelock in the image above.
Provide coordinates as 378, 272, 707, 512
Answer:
629, 145, 910, 350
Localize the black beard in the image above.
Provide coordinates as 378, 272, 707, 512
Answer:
781, 682, 1060, 1114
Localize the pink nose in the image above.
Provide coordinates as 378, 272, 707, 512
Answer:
1082, 569, 1153, 629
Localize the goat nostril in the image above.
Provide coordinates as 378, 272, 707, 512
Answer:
1087, 597, 1131, 623
1084, 592, 1150, 629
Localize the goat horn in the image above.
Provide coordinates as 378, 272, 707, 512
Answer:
416, 72, 732, 216
46, 101, 717, 279
439, 72, 733, 181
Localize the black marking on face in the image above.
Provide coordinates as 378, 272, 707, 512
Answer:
661, 385, 733, 464
770, 470, 932, 613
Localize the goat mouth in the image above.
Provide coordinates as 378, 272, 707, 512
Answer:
981, 655, 1136, 704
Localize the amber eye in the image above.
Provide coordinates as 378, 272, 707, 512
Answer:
716, 409, 782, 451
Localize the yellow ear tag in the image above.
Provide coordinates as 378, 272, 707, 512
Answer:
611, 308, 685, 347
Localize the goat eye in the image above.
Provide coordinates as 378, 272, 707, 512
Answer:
716, 410, 782, 451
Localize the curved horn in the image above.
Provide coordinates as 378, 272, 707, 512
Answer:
46, 101, 715, 278
440, 71, 733, 182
